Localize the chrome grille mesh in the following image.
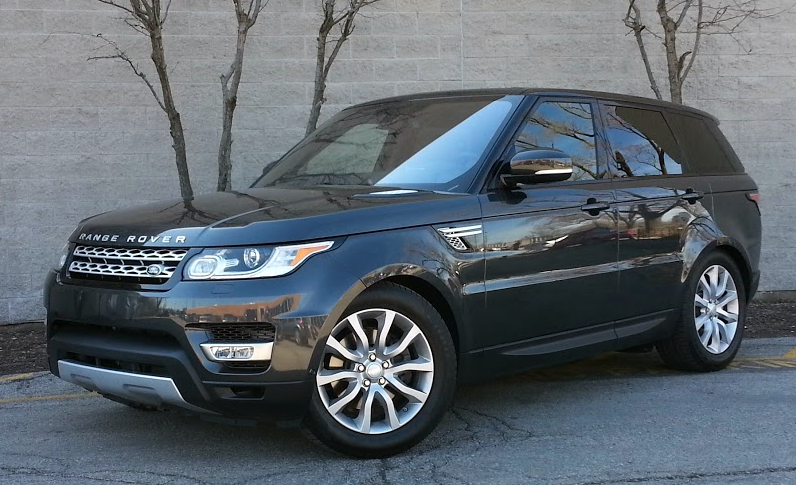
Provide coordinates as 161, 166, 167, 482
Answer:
68, 245, 188, 284
73, 246, 187, 262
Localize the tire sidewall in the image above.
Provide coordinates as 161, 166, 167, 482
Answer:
683, 252, 747, 367
305, 284, 456, 457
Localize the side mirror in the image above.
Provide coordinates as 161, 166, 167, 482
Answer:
500, 149, 573, 188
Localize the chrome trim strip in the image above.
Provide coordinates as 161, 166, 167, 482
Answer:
68, 261, 174, 279
57, 360, 214, 414
438, 225, 483, 238
73, 246, 188, 262
200, 341, 273, 362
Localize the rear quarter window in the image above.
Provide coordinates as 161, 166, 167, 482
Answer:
667, 112, 743, 174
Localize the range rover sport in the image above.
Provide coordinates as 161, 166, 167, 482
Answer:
45, 89, 762, 457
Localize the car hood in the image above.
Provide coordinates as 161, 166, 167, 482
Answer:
70, 186, 480, 247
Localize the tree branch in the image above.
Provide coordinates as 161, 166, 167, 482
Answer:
625, 0, 663, 100
88, 33, 167, 112
680, 0, 703, 82
675, 0, 694, 27
96, 0, 136, 16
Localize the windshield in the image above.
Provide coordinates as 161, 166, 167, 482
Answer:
254, 95, 522, 193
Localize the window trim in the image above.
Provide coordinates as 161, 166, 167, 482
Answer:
483, 95, 611, 191
596, 100, 693, 180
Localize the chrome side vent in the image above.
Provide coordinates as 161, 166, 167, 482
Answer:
438, 225, 482, 251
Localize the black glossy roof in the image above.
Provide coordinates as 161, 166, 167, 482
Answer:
355, 88, 718, 122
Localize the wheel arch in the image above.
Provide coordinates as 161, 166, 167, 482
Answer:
682, 228, 753, 302
710, 243, 753, 300
378, 274, 462, 355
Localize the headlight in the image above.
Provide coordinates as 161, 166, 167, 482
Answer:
183, 241, 334, 280
55, 244, 70, 270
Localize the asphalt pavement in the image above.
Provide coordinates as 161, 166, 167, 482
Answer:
2, 339, 796, 485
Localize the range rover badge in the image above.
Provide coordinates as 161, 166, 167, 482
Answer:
146, 264, 164, 276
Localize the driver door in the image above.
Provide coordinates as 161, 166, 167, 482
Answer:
476, 98, 620, 352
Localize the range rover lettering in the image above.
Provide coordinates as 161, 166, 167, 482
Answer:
45, 89, 762, 458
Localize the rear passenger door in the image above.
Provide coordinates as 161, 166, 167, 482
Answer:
599, 102, 713, 326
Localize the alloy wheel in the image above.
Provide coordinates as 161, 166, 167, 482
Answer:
694, 264, 739, 354
316, 309, 434, 435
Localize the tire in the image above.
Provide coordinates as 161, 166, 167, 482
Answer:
305, 282, 457, 458
657, 251, 746, 372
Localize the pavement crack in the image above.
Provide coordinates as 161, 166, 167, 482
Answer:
454, 406, 533, 443
574, 465, 796, 484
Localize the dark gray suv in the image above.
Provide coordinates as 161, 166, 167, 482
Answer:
46, 89, 761, 457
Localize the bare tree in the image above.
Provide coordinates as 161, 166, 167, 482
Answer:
624, 0, 776, 104
93, 0, 193, 199
306, 0, 380, 136
217, 0, 266, 192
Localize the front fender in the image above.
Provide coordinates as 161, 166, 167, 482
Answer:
308, 226, 481, 365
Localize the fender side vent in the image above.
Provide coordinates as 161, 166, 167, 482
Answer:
437, 225, 482, 252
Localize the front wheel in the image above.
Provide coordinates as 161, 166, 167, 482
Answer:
657, 251, 746, 371
305, 283, 456, 458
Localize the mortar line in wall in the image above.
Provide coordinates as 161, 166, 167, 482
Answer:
460, 0, 464, 88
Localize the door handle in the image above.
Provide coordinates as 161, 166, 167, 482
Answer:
682, 188, 704, 205
581, 198, 611, 216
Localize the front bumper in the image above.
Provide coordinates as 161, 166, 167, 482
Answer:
44, 255, 365, 422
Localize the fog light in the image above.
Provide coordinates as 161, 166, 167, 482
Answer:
207, 346, 255, 360
200, 342, 273, 362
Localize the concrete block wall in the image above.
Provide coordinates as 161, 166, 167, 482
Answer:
1, 0, 794, 322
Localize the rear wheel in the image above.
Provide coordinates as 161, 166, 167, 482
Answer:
305, 283, 456, 458
657, 252, 746, 371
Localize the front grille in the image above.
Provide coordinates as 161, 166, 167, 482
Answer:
187, 323, 276, 342
68, 245, 188, 284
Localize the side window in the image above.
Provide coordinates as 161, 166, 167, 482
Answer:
603, 105, 685, 178
668, 112, 738, 174
514, 101, 599, 181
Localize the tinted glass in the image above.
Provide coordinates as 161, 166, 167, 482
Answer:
514, 102, 599, 181
255, 95, 522, 193
603, 105, 685, 178
668, 112, 739, 173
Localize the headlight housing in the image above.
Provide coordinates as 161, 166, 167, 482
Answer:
55, 244, 70, 271
183, 241, 334, 280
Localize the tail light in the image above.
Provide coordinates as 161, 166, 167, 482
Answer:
746, 192, 761, 212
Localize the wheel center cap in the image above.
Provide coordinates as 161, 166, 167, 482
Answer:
365, 363, 383, 379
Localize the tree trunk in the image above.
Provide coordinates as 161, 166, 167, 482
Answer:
150, 25, 193, 199
306, 31, 329, 137
217, 99, 236, 192
217, 20, 249, 192
657, 1, 684, 104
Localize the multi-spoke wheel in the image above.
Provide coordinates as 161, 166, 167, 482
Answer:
693, 265, 739, 354
317, 309, 435, 434
658, 252, 746, 371
305, 283, 456, 458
